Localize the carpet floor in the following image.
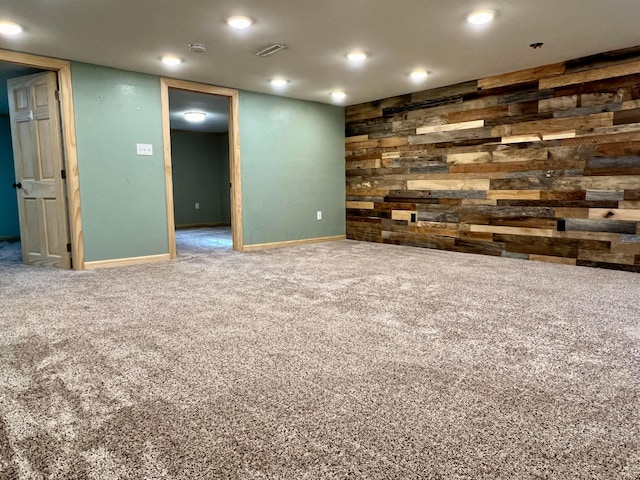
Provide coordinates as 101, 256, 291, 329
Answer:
0, 232, 638, 479
0, 241, 21, 264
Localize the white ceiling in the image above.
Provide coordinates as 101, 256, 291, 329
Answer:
2, 1, 640, 106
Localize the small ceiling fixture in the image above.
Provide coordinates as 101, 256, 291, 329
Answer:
161, 54, 183, 66
188, 43, 207, 53
467, 9, 496, 25
184, 111, 207, 123
227, 15, 253, 29
347, 51, 367, 62
331, 91, 346, 101
270, 78, 289, 87
410, 70, 429, 81
0, 21, 23, 36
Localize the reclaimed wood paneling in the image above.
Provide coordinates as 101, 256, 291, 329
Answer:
345, 45, 640, 272
539, 59, 640, 89
478, 63, 566, 90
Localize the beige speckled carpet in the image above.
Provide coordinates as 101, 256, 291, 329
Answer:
0, 229, 639, 479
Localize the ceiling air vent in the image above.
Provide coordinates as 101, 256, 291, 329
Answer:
188, 43, 207, 53
256, 44, 287, 57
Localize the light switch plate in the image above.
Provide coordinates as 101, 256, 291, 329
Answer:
136, 143, 153, 156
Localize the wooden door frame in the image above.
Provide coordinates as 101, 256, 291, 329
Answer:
0, 49, 84, 270
160, 78, 243, 256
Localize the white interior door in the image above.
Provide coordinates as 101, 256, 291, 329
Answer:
8, 71, 71, 268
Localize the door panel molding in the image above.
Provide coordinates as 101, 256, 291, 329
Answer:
160, 78, 243, 256
9, 72, 70, 268
0, 49, 84, 269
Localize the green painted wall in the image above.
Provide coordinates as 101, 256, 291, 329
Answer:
0, 116, 20, 239
69, 62, 344, 261
171, 131, 230, 226
239, 91, 345, 245
71, 63, 168, 262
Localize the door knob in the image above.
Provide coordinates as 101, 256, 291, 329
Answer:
12, 182, 22, 189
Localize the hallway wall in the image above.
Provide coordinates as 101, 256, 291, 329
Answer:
171, 130, 230, 227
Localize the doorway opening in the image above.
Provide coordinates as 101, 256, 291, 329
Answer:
168, 88, 232, 255
161, 79, 242, 257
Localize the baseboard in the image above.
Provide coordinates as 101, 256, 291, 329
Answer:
84, 253, 171, 270
242, 235, 346, 252
175, 223, 231, 229
0, 236, 20, 242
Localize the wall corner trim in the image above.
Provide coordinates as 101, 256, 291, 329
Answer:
242, 235, 346, 252
83, 253, 171, 270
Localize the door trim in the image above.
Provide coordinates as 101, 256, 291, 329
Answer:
160, 78, 243, 256
0, 49, 84, 269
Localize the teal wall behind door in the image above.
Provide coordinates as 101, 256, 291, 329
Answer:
239, 91, 345, 246
71, 63, 168, 262
0, 116, 20, 239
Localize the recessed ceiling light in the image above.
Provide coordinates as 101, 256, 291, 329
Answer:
467, 9, 496, 25
161, 55, 183, 66
227, 16, 253, 29
0, 21, 23, 36
184, 111, 207, 123
347, 51, 367, 62
331, 91, 346, 101
410, 70, 429, 81
270, 78, 289, 87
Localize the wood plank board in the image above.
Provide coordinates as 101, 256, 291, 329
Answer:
529, 254, 578, 265
539, 59, 640, 89
539, 96, 578, 113
502, 134, 541, 144
345, 134, 369, 143
446, 152, 491, 164
588, 208, 640, 221
577, 249, 636, 265
346, 201, 375, 209
416, 120, 485, 134
470, 225, 555, 237
407, 179, 491, 191
541, 131, 577, 141
479, 63, 565, 89
487, 190, 542, 200
391, 210, 416, 222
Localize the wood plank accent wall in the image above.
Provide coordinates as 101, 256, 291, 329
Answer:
345, 46, 640, 272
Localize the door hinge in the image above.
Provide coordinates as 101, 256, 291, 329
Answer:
66, 243, 72, 253
61, 169, 66, 179
55, 90, 61, 101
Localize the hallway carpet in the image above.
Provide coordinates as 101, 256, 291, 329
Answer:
0, 241, 20, 264
0, 237, 638, 479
